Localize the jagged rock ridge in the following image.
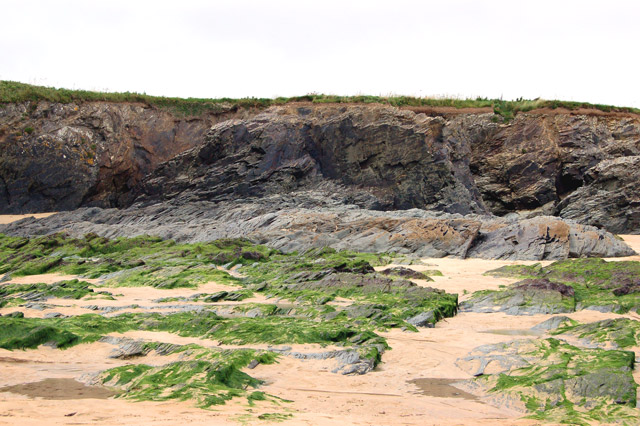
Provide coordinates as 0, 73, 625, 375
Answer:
1, 101, 639, 234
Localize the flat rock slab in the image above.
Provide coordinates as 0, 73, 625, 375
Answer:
0, 197, 634, 260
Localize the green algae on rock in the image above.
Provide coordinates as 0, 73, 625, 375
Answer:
457, 338, 638, 425
0, 279, 110, 308
460, 278, 575, 315
99, 347, 278, 409
551, 318, 640, 349
482, 259, 640, 313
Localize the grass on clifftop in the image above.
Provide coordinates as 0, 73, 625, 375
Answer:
2, 80, 639, 118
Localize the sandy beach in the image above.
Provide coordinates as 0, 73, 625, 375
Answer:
0, 234, 638, 425
0, 213, 57, 225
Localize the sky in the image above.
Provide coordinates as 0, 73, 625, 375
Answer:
1, 0, 639, 107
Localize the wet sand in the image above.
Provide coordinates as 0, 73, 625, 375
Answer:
0, 235, 638, 425
0, 378, 116, 400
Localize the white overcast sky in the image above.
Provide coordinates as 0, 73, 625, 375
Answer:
1, 0, 639, 107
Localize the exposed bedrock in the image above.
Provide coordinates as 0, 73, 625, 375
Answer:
466, 113, 640, 234
0, 194, 634, 260
1, 102, 639, 233
0, 101, 257, 213
135, 104, 487, 214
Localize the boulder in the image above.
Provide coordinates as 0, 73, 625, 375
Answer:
460, 278, 576, 315
378, 266, 430, 280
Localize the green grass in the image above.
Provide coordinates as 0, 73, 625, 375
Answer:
3, 80, 639, 118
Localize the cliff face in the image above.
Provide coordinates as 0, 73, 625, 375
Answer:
465, 112, 640, 233
1, 101, 638, 233
137, 104, 487, 214
0, 101, 255, 212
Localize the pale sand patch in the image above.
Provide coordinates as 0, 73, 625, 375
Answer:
326, 296, 352, 307
0, 277, 269, 317
251, 312, 560, 426
377, 258, 553, 300
0, 308, 583, 426
92, 282, 268, 307
0, 342, 182, 388
2, 273, 102, 285
0, 213, 56, 225
0, 396, 251, 426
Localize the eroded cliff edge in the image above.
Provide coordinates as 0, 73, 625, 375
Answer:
1, 100, 638, 235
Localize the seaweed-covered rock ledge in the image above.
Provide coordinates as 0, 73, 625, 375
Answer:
0, 196, 634, 260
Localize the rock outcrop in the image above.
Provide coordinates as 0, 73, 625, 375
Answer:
2, 101, 639, 233
466, 113, 640, 234
0, 101, 256, 212
455, 338, 638, 421
459, 278, 576, 315
136, 104, 486, 214
0, 194, 634, 260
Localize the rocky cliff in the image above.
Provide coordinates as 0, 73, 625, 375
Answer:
0, 101, 256, 212
1, 100, 638, 234
136, 104, 486, 214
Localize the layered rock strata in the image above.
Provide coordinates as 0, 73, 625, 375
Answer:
1, 102, 639, 233
0, 194, 633, 260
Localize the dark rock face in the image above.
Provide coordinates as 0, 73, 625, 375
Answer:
1, 102, 639, 237
0, 101, 254, 213
555, 156, 640, 234
378, 266, 430, 280
468, 113, 640, 233
132, 107, 640, 234
136, 105, 487, 214
512, 278, 575, 298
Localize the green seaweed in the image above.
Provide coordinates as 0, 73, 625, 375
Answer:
0, 233, 266, 288
0, 279, 109, 302
478, 338, 638, 425
0, 311, 386, 349
484, 259, 640, 313
100, 347, 278, 408
552, 318, 640, 348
